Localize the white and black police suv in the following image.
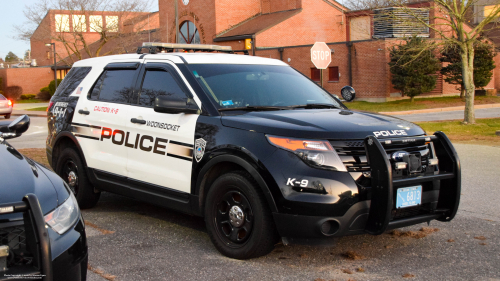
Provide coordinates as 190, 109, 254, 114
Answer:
47, 43, 460, 259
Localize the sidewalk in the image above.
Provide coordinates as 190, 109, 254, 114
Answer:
379, 103, 500, 115
12, 109, 47, 117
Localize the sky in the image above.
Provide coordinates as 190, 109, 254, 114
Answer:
0, 0, 160, 61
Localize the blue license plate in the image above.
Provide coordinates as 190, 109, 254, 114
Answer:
396, 186, 422, 208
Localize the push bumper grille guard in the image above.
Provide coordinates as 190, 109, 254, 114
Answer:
0, 194, 53, 281
364, 131, 461, 235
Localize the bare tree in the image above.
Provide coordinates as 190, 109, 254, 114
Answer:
384, 0, 500, 124
14, 0, 153, 65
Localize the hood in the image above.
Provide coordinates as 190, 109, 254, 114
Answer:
0, 142, 63, 221
221, 109, 425, 139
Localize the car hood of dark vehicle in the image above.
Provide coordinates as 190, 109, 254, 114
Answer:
221, 108, 425, 139
0, 142, 67, 221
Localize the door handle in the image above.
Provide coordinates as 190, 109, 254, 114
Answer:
78, 109, 90, 115
131, 118, 146, 124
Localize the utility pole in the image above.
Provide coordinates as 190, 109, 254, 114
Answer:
175, 0, 179, 43
45, 43, 57, 89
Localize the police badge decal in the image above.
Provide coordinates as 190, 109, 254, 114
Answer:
195, 138, 207, 162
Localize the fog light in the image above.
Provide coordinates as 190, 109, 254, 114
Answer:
428, 158, 439, 166
320, 220, 340, 236
395, 162, 407, 170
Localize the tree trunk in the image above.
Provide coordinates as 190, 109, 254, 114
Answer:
410, 96, 415, 103
460, 86, 465, 99
461, 43, 475, 124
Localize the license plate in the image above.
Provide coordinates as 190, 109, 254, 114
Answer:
396, 186, 422, 208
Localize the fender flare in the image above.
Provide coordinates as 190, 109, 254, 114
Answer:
51, 132, 89, 169
195, 153, 278, 214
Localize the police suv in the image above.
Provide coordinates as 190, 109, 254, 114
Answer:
47, 43, 460, 259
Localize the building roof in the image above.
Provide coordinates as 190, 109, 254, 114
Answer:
214, 9, 302, 41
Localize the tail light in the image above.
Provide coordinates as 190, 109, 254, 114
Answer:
7, 100, 12, 107
47, 101, 54, 112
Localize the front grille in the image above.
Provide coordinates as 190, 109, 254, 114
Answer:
391, 205, 426, 220
0, 225, 27, 250
331, 139, 435, 187
0, 224, 34, 267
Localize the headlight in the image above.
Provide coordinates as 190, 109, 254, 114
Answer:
266, 135, 347, 172
44, 191, 80, 235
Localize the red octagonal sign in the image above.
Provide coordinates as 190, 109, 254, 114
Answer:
311, 42, 331, 69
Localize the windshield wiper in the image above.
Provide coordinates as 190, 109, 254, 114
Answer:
289, 103, 340, 109
218, 106, 286, 112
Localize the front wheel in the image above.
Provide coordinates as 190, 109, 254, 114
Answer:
56, 147, 100, 209
204, 171, 277, 259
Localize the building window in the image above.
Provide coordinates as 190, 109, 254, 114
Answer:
73, 15, 87, 32
311, 68, 320, 82
56, 69, 70, 80
484, 5, 498, 17
106, 16, 119, 32
329, 66, 339, 82
55, 14, 70, 32
179, 21, 200, 44
90, 15, 103, 32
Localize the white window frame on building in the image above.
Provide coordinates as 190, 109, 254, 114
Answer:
90, 15, 103, 32
73, 15, 87, 32
106, 16, 119, 32
55, 14, 70, 32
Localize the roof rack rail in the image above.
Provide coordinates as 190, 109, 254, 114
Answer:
136, 42, 249, 55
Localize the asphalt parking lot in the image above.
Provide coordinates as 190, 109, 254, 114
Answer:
4, 116, 500, 281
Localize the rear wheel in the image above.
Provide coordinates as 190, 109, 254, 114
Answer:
56, 147, 100, 209
204, 171, 276, 259
4, 114, 10, 119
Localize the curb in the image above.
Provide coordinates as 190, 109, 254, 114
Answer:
379, 103, 500, 115
12, 111, 47, 118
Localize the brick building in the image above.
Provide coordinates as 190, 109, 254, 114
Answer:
0, 9, 160, 97
158, 0, 500, 101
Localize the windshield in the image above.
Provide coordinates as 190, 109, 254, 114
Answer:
189, 64, 342, 109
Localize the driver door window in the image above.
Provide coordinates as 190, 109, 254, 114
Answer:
139, 69, 189, 107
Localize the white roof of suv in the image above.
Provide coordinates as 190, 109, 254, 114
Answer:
72, 53, 288, 67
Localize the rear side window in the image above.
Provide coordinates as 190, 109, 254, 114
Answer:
139, 70, 188, 107
89, 69, 136, 103
53, 67, 92, 97
0, 94, 5, 100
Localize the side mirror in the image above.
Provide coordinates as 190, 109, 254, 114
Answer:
154, 95, 199, 114
341, 86, 356, 102
0, 115, 30, 139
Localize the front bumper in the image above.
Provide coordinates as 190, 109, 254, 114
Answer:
0, 194, 87, 281
272, 132, 460, 239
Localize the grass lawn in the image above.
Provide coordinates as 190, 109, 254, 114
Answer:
415, 118, 500, 144
26, 106, 48, 111
347, 96, 500, 113
15, 99, 49, 103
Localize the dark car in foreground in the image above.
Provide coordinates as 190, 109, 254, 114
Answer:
0, 115, 87, 281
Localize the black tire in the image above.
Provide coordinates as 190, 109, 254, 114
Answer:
5, 114, 10, 119
204, 171, 277, 259
56, 147, 100, 209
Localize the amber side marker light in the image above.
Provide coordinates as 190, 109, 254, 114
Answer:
266, 135, 346, 171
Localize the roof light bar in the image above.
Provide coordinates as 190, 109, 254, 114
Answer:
138, 42, 233, 54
